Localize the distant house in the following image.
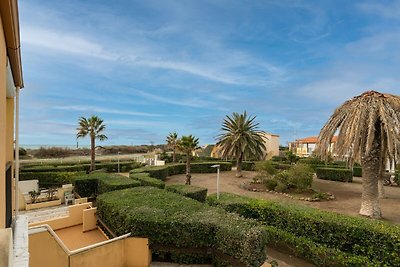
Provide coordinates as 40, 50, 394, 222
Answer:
211, 132, 280, 160
289, 136, 338, 158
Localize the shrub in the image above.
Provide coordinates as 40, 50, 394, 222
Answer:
130, 172, 165, 189
395, 172, 400, 186
130, 162, 232, 181
21, 161, 142, 173
241, 161, 256, 171
286, 164, 313, 191
74, 176, 98, 197
274, 182, 287, 193
97, 187, 267, 267
166, 184, 208, 202
316, 168, 353, 182
263, 179, 277, 191
255, 161, 277, 175
353, 166, 362, 177
271, 156, 286, 162
19, 171, 83, 188
207, 193, 400, 266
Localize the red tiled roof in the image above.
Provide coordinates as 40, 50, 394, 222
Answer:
295, 136, 338, 144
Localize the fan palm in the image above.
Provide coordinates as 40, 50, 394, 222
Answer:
177, 135, 200, 185
216, 111, 266, 177
76, 115, 108, 172
166, 132, 179, 163
316, 91, 400, 218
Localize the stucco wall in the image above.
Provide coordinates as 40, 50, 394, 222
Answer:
0, 12, 8, 229
29, 231, 69, 267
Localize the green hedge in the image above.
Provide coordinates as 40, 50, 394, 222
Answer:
130, 172, 165, 189
130, 162, 232, 181
19, 171, 83, 188
353, 166, 362, 177
241, 161, 256, 171
207, 193, 400, 266
97, 187, 267, 267
265, 225, 378, 267
315, 168, 353, 182
166, 184, 208, 202
73, 172, 140, 196
395, 172, 400, 186
21, 161, 143, 173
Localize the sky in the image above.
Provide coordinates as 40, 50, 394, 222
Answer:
19, 0, 400, 147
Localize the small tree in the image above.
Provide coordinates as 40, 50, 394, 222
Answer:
76, 115, 108, 172
177, 135, 200, 185
166, 132, 179, 163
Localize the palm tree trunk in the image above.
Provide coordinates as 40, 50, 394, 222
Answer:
359, 139, 381, 218
173, 147, 176, 163
236, 153, 243, 178
90, 135, 96, 172
185, 153, 191, 185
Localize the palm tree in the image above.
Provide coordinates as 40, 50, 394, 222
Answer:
216, 111, 266, 177
177, 135, 200, 185
166, 132, 179, 163
77, 115, 108, 172
316, 91, 400, 218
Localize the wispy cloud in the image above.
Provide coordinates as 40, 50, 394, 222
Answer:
52, 105, 163, 117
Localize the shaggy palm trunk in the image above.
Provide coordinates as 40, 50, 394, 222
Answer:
173, 147, 176, 163
359, 126, 382, 218
236, 153, 243, 178
90, 135, 96, 172
185, 153, 191, 185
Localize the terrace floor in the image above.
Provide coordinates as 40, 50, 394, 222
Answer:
55, 224, 108, 251
20, 205, 69, 224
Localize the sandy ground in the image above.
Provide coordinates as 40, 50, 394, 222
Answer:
165, 170, 400, 224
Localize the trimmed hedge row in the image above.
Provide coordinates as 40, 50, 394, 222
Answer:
97, 187, 268, 267
265, 225, 378, 267
130, 172, 165, 189
395, 172, 400, 185
19, 171, 83, 188
241, 161, 256, 171
207, 193, 400, 266
73, 172, 140, 197
166, 184, 208, 202
315, 168, 353, 182
130, 162, 232, 181
353, 166, 362, 177
21, 161, 143, 173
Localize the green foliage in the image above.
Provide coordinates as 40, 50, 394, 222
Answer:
241, 161, 256, 171
166, 184, 208, 202
20, 171, 83, 188
97, 187, 268, 267
274, 182, 287, 192
73, 172, 140, 197
316, 168, 353, 182
21, 161, 142, 173
353, 166, 362, 177
286, 164, 313, 191
130, 172, 165, 189
285, 150, 299, 164
130, 162, 232, 181
263, 179, 277, 191
207, 193, 400, 266
255, 161, 277, 175
271, 156, 287, 162
395, 172, 400, 186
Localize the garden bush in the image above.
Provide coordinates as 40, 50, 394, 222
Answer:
286, 164, 313, 191
166, 184, 208, 202
19, 171, 83, 188
263, 179, 277, 191
21, 161, 142, 173
316, 168, 353, 182
73, 172, 140, 196
207, 193, 400, 266
130, 172, 165, 189
241, 161, 256, 171
255, 161, 277, 175
130, 162, 232, 181
97, 187, 267, 267
353, 166, 362, 177
395, 171, 400, 186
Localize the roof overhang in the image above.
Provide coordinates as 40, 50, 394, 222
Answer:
0, 0, 23, 88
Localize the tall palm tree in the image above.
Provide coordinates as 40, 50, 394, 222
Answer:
216, 111, 266, 177
177, 135, 200, 185
77, 115, 108, 172
316, 91, 400, 218
166, 132, 179, 163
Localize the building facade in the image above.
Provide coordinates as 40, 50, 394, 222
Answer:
289, 136, 337, 158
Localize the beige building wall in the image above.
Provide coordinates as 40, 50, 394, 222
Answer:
0, 13, 8, 229
29, 231, 69, 267
262, 133, 279, 159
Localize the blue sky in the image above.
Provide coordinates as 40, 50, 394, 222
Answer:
19, 0, 400, 147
